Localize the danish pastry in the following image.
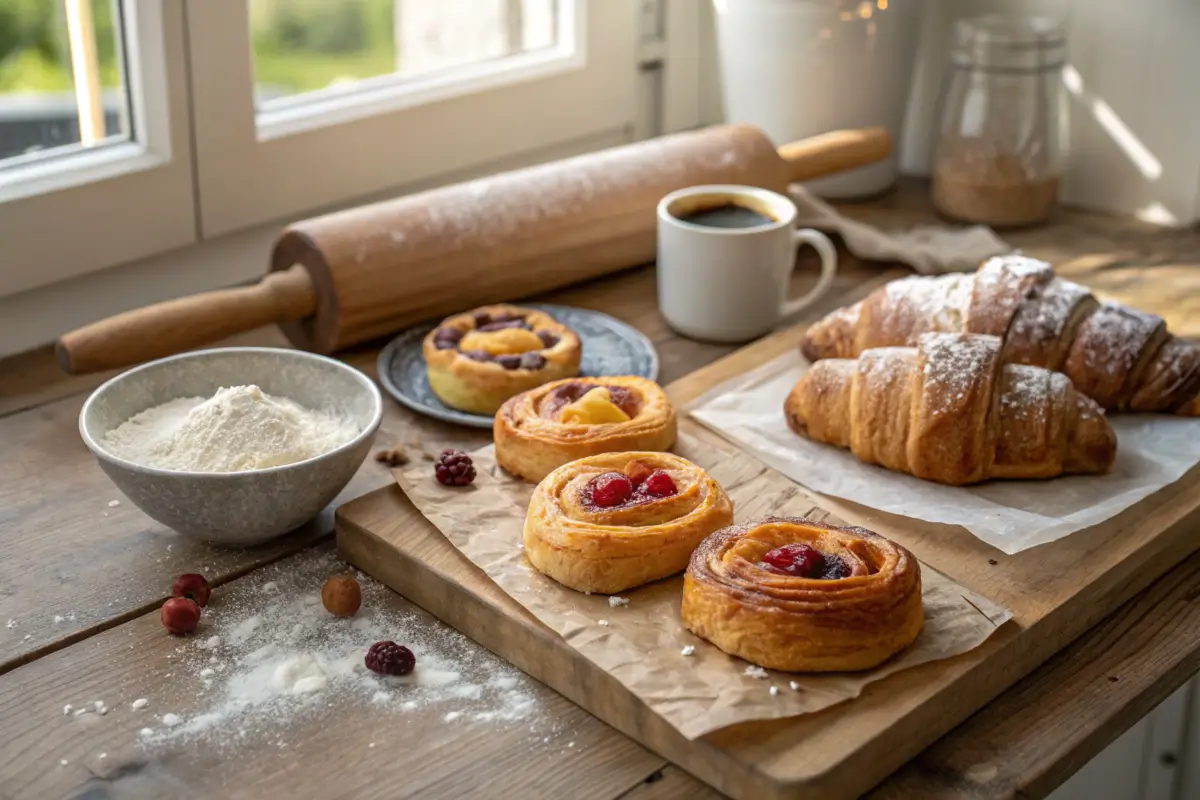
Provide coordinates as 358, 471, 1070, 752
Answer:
682, 516, 923, 672
423, 304, 582, 415
524, 452, 734, 594
495, 376, 676, 481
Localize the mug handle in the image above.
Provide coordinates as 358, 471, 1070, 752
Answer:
781, 229, 838, 318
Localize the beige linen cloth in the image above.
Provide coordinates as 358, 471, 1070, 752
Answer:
790, 185, 1010, 274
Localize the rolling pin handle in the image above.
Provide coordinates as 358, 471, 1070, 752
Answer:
777, 127, 893, 185
55, 265, 319, 376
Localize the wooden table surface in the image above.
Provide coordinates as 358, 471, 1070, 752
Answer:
2, 180, 1198, 799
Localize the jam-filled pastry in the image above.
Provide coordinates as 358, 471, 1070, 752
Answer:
423, 304, 582, 415
524, 452, 734, 594
495, 376, 676, 482
682, 516, 923, 672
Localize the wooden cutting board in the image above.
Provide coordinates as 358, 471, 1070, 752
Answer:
335, 323, 1200, 800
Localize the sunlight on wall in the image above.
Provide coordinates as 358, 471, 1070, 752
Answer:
1062, 64, 1162, 182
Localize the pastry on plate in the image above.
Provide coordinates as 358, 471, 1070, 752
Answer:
800, 254, 1200, 415
681, 516, 923, 672
423, 304, 582, 415
495, 376, 676, 482
524, 451, 733, 594
785, 331, 1117, 485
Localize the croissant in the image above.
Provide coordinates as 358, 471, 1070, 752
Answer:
800, 255, 1200, 416
784, 332, 1117, 485
681, 516, 923, 672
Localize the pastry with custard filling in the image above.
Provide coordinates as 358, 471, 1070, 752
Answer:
495, 376, 676, 482
423, 304, 582, 415
524, 451, 733, 594
682, 516, 923, 672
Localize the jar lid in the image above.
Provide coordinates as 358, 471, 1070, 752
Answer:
951, 15, 1066, 71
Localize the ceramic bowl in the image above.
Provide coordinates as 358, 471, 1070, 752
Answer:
79, 347, 383, 546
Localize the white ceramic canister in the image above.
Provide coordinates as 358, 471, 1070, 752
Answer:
713, 0, 923, 199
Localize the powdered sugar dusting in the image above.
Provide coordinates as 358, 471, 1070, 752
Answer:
884, 274, 974, 339
919, 333, 997, 414
1084, 303, 1161, 378
1009, 277, 1091, 342
138, 550, 539, 752
1000, 365, 1047, 421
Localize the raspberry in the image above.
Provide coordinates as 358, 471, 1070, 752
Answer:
365, 641, 416, 676
171, 573, 211, 607
435, 450, 476, 486
588, 472, 633, 507
642, 470, 677, 497
160, 597, 201, 635
762, 544, 826, 578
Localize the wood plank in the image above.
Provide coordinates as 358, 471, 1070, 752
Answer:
0, 543, 665, 799
336, 306, 1200, 798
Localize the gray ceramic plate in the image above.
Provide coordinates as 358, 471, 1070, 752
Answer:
377, 303, 660, 428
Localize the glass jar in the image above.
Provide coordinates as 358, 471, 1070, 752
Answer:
931, 15, 1067, 228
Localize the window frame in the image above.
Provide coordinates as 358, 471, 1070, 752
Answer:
185, 0, 641, 239
0, 0, 197, 299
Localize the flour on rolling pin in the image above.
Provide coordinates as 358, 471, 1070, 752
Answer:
104, 385, 359, 473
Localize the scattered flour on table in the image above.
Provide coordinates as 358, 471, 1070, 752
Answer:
102, 385, 360, 473
139, 551, 539, 752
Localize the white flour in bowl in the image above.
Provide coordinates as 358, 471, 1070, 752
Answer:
103, 384, 359, 472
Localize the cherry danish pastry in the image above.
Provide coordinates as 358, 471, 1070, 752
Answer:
524, 452, 733, 594
682, 516, 923, 672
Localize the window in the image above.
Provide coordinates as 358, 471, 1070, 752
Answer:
0, 0, 195, 297
0, 0, 130, 164
0, 1, 693, 302
188, 0, 639, 237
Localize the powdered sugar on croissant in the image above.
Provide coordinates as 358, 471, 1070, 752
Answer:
801, 255, 1200, 416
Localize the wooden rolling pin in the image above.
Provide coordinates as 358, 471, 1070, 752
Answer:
57, 124, 891, 375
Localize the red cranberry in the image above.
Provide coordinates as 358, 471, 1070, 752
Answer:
365, 641, 416, 676
171, 573, 211, 607
160, 597, 201, 635
537, 331, 560, 348
588, 472, 633, 507
762, 544, 826, 578
642, 470, 677, 497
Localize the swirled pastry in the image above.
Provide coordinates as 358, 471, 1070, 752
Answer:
524, 452, 734, 594
423, 304, 582, 415
682, 517, 923, 672
495, 377, 676, 481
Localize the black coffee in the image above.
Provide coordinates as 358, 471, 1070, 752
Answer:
677, 203, 775, 229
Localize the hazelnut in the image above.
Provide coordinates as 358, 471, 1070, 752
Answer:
161, 597, 201, 635
322, 575, 362, 618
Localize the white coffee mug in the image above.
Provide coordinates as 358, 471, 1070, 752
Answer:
656, 185, 838, 343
